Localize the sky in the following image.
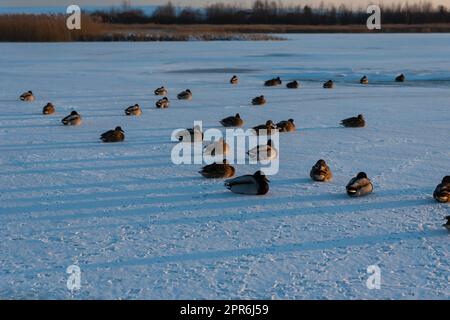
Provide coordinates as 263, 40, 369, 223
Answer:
1, 0, 450, 8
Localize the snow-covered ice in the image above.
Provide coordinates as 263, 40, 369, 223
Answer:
0, 34, 449, 299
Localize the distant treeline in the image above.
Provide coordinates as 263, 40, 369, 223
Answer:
91, 0, 450, 25
2, 0, 450, 42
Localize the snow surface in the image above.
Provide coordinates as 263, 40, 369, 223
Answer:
0, 34, 449, 299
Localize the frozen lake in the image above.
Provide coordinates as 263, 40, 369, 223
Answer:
0, 34, 449, 299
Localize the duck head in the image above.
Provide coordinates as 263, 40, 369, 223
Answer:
254, 170, 269, 183
358, 114, 364, 120
235, 113, 240, 118
70, 111, 78, 116
356, 172, 368, 179
265, 120, 274, 126
442, 176, 450, 184
288, 118, 294, 123
115, 126, 124, 133
186, 89, 191, 93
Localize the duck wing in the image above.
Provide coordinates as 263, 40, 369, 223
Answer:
225, 175, 255, 187
200, 163, 219, 173
100, 130, 114, 140
347, 177, 372, 190
276, 121, 288, 131
62, 114, 78, 125
341, 116, 357, 123
200, 164, 231, 178
341, 117, 364, 127
61, 115, 69, 124
178, 91, 190, 99
220, 116, 235, 126
220, 117, 232, 126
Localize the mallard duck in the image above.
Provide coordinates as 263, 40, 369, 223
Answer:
433, 176, 450, 203
395, 74, 405, 82
20, 90, 35, 101
264, 77, 282, 87
155, 97, 169, 109
204, 138, 230, 156
61, 111, 82, 126
252, 95, 266, 106
276, 119, 295, 132
42, 102, 55, 115
177, 89, 192, 100
323, 80, 334, 89
176, 125, 203, 142
341, 114, 365, 128
125, 104, 142, 116
220, 113, 243, 127
286, 80, 299, 89
154, 86, 168, 96
310, 159, 333, 182
199, 159, 235, 178
252, 120, 276, 135
346, 172, 373, 197
225, 170, 269, 195
230, 75, 239, 85
443, 216, 450, 231
247, 139, 277, 161
100, 126, 125, 143
360, 75, 369, 84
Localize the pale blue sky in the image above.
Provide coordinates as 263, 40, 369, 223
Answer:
1, 0, 450, 7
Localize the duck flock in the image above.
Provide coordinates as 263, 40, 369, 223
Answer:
18, 72, 450, 230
